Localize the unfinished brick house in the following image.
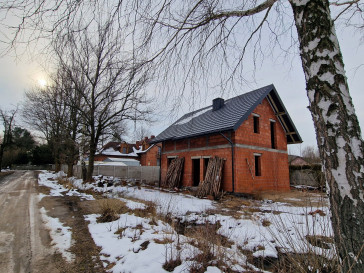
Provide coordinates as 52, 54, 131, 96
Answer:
150, 84, 302, 194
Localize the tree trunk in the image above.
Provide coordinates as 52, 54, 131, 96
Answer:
0, 145, 4, 171
67, 162, 73, 177
290, 0, 364, 271
86, 143, 96, 182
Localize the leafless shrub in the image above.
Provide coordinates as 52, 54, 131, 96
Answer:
184, 220, 235, 272
264, 200, 341, 273
57, 177, 74, 189
162, 256, 182, 272
162, 222, 182, 272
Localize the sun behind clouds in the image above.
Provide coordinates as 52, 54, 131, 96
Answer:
38, 78, 47, 88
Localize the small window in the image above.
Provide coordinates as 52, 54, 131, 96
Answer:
255, 154, 261, 176
122, 147, 127, 154
253, 116, 259, 133
270, 121, 276, 149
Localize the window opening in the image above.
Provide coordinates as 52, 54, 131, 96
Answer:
253, 116, 259, 133
255, 155, 261, 176
270, 121, 276, 149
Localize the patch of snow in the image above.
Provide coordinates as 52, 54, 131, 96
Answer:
174, 106, 212, 125
38, 171, 95, 200
38, 193, 47, 201
40, 207, 74, 262
118, 197, 146, 210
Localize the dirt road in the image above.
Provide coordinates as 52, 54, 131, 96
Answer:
0, 171, 59, 273
0, 171, 105, 273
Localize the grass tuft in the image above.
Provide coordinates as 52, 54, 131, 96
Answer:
97, 199, 127, 223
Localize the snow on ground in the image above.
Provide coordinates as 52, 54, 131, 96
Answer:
38, 171, 94, 200
40, 207, 74, 262
73, 176, 215, 216
38, 171, 335, 272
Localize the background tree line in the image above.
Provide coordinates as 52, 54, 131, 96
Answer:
0, 109, 53, 169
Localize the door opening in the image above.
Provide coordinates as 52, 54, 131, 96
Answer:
192, 158, 200, 186
203, 158, 210, 179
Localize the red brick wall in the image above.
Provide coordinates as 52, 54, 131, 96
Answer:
94, 155, 108, 161
139, 145, 160, 166
160, 98, 290, 193
234, 98, 287, 150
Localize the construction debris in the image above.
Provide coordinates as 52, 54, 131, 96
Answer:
162, 157, 185, 189
196, 156, 224, 199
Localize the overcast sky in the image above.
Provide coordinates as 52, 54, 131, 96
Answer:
0, 20, 363, 156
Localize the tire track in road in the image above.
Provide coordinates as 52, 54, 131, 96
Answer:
0, 171, 58, 273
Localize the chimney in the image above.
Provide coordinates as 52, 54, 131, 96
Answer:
151, 135, 155, 139
144, 136, 148, 141
213, 98, 224, 111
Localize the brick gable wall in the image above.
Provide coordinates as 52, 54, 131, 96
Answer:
160, 98, 290, 193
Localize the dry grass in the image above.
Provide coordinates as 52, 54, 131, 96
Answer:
132, 201, 157, 218
96, 199, 128, 223
154, 238, 174, 244
254, 190, 327, 207
183, 220, 235, 272
261, 219, 271, 227
57, 177, 74, 189
162, 257, 182, 272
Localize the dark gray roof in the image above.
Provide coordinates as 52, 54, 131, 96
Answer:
151, 84, 302, 144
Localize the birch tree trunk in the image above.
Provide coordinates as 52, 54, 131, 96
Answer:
290, 0, 364, 271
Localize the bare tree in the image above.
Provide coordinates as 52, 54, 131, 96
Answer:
53, 16, 151, 181
302, 145, 320, 164
23, 69, 82, 175
0, 108, 17, 171
134, 125, 152, 141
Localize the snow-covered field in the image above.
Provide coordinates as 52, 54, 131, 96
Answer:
38, 171, 336, 272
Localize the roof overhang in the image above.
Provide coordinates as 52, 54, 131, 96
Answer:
266, 87, 303, 144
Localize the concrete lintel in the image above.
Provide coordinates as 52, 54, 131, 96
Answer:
235, 144, 287, 154
162, 144, 231, 154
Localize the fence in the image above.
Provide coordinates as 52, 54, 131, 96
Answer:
289, 164, 325, 189
12, 164, 54, 171
59, 164, 160, 185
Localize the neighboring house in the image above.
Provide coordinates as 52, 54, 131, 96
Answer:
150, 84, 302, 194
137, 136, 162, 166
139, 144, 161, 166
94, 141, 140, 162
94, 137, 161, 167
289, 156, 309, 166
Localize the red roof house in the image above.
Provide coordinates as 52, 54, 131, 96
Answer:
150, 84, 302, 194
